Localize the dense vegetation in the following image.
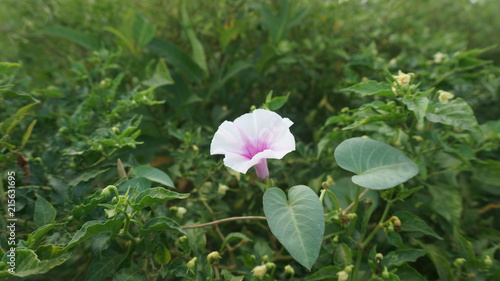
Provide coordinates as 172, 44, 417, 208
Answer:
1, 0, 499, 280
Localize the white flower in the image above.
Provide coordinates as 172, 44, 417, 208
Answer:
211, 109, 295, 179
433, 52, 447, 63
251, 264, 267, 277
438, 90, 455, 103
393, 70, 411, 87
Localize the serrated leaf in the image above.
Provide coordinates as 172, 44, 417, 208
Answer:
426, 98, 478, 131
2, 249, 70, 277
219, 232, 253, 252
263, 185, 325, 269
394, 211, 442, 239
401, 97, 429, 129
65, 218, 123, 250
342, 81, 395, 98
132, 187, 189, 210
41, 26, 100, 51
131, 166, 174, 188
139, 217, 186, 235
26, 223, 61, 249
34, 194, 56, 227
334, 138, 418, 190
383, 249, 426, 267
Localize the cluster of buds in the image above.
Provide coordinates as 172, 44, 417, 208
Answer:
336, 265, 354, 281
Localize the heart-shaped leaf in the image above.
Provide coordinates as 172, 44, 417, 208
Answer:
334, 137, 418, 190
263, 185, 325, 270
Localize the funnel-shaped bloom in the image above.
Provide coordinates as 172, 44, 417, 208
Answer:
211, 109, 295, 179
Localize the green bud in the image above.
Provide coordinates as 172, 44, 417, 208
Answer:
284, 265, 294, 276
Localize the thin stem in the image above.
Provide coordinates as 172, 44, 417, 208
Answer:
342, 188, 370, 215
182, 216, 267, 229
361, 201, 393, 249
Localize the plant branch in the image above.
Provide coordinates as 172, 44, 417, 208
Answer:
182, 216, 267, 229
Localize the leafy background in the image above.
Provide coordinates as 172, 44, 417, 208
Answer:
1, 0, 499, 280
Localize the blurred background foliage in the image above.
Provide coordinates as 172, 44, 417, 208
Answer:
1, 0, 499, 280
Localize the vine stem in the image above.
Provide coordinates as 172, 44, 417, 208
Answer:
342, 188, 370, 215
361, 200, 393, 249
182, 216, 267, 229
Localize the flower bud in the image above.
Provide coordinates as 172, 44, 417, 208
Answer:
344, 265, 354, 274
382, 266, 390, 279
251, 264, 267, 277
453, 258, 466, 267
207, 251, 221, 263
217, 184, 230, 196
392, 216, 401, 227
337, 271, 349, 281
484, 255, 492, 267
346, 213, 357, 220
178, 236, 187, 244
376, 253, 384, 263
284, 265, 294, 276
265, 262, 276, 271
187, 257, 197, 269
393, 70, 411, 87
261, 255, 268, 263
176, 207, 187, 218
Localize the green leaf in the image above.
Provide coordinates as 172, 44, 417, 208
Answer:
423, 245, 454, 281
219, 232, 253, 252
65, 218, 123, 250
130, 11, 156, 48
181, 1, 208, 75
26, 223, 61, 249
113, 268, 146, 281
21, 119, 37, 147
131, 187, 189, 210
41, 26, 100, 51
383, 249, 426, 267
221, 269, 245, 281
334, 137, 419, 190
473, 160, 500, 186
386, 230, 405, 248
395, 264, 427, 281
143, 59, 174, 88
426, 98, 478, 131
429, 185, 462, 227
34, 194, 57, 227
341, 81, 395, 98
0, 62, 22, 75
263, 185, 325, 269
394, 211, 442, 239
334, 243, 353, 267
147, 38, 205, 83
85, 249, 127, 281
131, 166, 174, 188
1, 248, 70, 277
154, 246, 171, 265
139, 217, 186, 235
0, 102, 38, 135
401, 97, 429, 129
303, 266, 342, 281
185, 227, 206, 256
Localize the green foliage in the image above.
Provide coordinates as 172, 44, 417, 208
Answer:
1, 0, 500, 280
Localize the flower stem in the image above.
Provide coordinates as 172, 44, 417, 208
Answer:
361, 200, 393, 249
182, 216, 267, 229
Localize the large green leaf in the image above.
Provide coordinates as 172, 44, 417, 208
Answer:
263, 185, 325, 270
84, 249, 127, 281
426, 98, 478, 131
334, 137, 418, 190
131, 187, 189, 210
